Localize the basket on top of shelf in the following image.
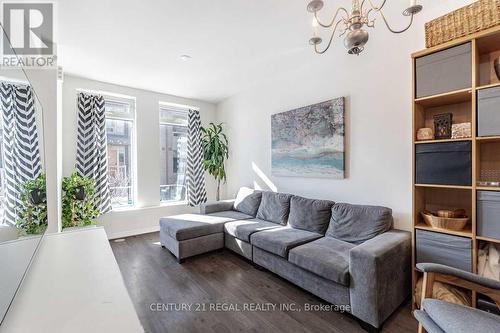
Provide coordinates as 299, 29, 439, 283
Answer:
421, 210, 469, 231
425, 0, 500, 48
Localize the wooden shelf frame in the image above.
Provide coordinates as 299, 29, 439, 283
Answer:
411, 25, 500, 310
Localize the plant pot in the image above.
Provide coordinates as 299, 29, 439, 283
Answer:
495, 58, 500, 81
30, 189, 46, 205
74, 185, 86, 201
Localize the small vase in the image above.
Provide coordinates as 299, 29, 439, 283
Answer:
495, 58, 500, 81
74, 185, 86, 201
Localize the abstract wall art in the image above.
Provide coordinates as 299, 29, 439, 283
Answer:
271, 97, 345, 179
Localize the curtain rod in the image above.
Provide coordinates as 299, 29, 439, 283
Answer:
76, 88, 136, 101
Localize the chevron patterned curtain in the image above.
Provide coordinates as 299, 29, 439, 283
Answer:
0, 82, 42, 225
76, 93, 111, 214
186, 109, 207, 206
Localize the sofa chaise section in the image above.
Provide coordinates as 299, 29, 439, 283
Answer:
160, 213, 244, 263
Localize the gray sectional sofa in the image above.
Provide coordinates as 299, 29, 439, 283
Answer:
159, 187, 411, 331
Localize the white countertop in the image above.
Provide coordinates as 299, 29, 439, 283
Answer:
0, 227, 143, 333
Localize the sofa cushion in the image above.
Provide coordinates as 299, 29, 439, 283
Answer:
224, 218, 282, 242
233, 187, 262, 216
250, 227, 322, 258
423, 299, 500, 333
327, 203, 393, 244
208, 210, 254, 220
159, 214, 230, 241
288, 237, 354, 286
288, 196, 335, 234
256, 191, 292, 225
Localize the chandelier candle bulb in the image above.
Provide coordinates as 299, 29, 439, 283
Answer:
312, 17, 319, 37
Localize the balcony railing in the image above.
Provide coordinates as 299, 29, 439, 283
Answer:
160, 184, 186, 202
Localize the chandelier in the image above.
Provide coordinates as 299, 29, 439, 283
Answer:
307, 0, 423, 55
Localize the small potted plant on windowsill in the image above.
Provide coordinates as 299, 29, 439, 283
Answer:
62, 172, 100, 230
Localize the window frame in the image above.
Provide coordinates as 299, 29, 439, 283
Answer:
159, 104, 190, 204
103, 94, 137, 209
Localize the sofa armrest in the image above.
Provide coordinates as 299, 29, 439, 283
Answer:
349, 230, 411, 328
199, 200, 235, 214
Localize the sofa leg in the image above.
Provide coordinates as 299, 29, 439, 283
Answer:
357, 320, 380, 333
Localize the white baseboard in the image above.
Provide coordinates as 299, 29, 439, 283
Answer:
106, 226, 160, 240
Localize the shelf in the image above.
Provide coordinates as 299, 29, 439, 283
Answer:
477, 236, 500, 244
415, 184, 472, 190
414, 88, 472, 107
415, 223, 473, 238
476, 186, 500, 192
476, 136, 500, 142
415, 138, 472, 144
476, 82, 500, 91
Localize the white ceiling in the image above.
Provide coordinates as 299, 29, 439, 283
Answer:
56, 0, 473, 104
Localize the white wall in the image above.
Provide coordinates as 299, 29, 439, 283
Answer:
62, 75, 217, 239
216, 1, 474, 231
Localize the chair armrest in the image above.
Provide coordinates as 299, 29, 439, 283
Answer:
199, 200, 235, 214
417, 263, 500, 291
349, 230, 411, 328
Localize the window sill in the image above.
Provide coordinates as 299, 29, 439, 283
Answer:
160, 200, 188, 207
109, 201, 188, 213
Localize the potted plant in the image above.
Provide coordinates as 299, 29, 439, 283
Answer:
201, 123, 229, 201
62, 172, 100, 229
16, 174, 47, 235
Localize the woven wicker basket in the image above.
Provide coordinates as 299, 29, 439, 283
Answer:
421, 211, 469, 231
425, 0, 500, 48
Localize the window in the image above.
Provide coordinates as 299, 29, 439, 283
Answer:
159, 105, 188, 202
105, 97, 135, 208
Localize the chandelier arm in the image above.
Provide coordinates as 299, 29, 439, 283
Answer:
314, 19, 344, 54
364, 0, 388, 12
378, 10, 414, 34
314, 7, 349, 28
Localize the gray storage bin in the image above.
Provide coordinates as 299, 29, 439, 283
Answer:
416, 230, 472, 272
477, 191, 500, 240
415, 43, 472, 98
477, 86, 500, 137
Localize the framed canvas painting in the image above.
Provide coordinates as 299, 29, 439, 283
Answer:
271, 97, 345, 179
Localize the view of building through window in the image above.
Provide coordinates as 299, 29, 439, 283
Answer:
159, 106, 188, 202
105, 98, 135, 208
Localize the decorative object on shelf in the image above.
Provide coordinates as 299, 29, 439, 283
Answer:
421, 210, 469, 231
425, 0, 500, 48
272, 98, 345, 179
480, 169, 500, 183
306, 0, 423, 55
433, 113, 453, 140
200, 123, 229, 202
495, 57, 500, 81
62, 172, 100, 229
416, 128, 434, 141
477, 181, 500, 187
451, 122, 472, 139
436, 209, 466, 219
16, 174, 47, 235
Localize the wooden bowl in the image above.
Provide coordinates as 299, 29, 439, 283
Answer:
421, 211, 469, 231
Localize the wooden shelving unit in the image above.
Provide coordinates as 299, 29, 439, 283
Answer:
411, 25, 500, 311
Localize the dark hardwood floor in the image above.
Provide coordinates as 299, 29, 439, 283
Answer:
111, 232, 417, 333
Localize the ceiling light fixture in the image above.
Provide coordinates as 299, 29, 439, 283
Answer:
308, 0, 423, 55
180, 54, 192, 61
